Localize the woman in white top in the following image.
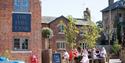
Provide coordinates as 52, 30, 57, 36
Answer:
80, 49, 89, 63
100, 47, 107, 58
63, 50, 69, 63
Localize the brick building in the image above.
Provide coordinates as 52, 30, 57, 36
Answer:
0, 0, 42, 63
101, 0, 125, 45
42, 8, 92, 52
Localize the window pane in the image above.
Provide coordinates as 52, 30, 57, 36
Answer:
60, 43, 62, 48
59, 25, 64, 32
57, 43, 60, 48
14, 38, 20, 50
13, 0, 29, 12
22, 39, 28, 49
63, 42, 65, 48
57, 42, 66, 49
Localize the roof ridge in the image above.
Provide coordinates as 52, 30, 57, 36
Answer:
101, 0, 125, 12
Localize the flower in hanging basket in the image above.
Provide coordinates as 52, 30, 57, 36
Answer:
41, 27, 53, 38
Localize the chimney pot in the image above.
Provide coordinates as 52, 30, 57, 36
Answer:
108, 0, 114, 6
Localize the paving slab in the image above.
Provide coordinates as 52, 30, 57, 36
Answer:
109, 59, 121, 63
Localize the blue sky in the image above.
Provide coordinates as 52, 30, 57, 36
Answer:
42, 0, 117, 22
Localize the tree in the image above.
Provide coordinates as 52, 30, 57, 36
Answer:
41, 27, 53, 49
96, 20, 103, 28
64, 15, 79, 49
96, 21, 106, 45
81, 22, 99, 48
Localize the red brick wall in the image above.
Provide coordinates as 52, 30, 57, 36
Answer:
42, 16, 70, 52
0, 0, 42, 63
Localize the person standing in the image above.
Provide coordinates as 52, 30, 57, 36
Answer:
69, 49, 74, 63
63, 50, 69, 63
80, 49, 89, 63
100, 47, 107, 63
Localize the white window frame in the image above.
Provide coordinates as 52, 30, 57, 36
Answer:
57, 24, 65, 34
56, 41, 66, 50
13, 37, 29, 51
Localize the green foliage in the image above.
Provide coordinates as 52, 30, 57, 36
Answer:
42, 27, 53, 38
112, 40, 121, 54
96, 20, 103, 28
64, 15, 79, 48
96, 20, 103, 32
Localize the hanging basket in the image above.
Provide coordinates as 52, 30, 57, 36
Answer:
41, 27, 53, 38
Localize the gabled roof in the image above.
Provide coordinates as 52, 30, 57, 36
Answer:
42, 16, 90, 25
101, 0, 125, 12
75, 18, 89, 25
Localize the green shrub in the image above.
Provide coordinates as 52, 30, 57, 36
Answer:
112, 40, 121, 54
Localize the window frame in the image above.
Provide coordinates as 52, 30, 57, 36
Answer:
13, 37, 29, 51
57, 24, 65, 34
56, 41, 66, 50
13, 0, 30, 12
80, 42, 88, 49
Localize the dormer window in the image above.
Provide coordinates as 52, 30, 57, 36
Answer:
58, 24, 64, 33
57, 20, 65, 34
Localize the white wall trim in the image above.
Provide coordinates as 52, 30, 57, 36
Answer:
12, 12, 32, 14
11, 51, 32, 53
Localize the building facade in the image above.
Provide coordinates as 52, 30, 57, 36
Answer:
42, 8, 92, 52
101, 0, 125, 45
0, 0, 42, 63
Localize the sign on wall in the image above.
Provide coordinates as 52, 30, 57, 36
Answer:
52, 53, 61, 63
12, 13, 31, 32
13, 0, 29, 12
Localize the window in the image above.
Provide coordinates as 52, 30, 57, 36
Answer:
56, 41, 66, 49
80, 43, 88, 49
118, 13, 123, 22
58, 24, 64, 33
12, 13, 31, 32
13, 0, 29, 12
14, 38, 29, 51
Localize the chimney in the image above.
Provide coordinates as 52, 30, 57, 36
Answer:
108, 0, 114, 6
83, 8, 91, 21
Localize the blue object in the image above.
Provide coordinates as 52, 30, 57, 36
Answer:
12, 13, 31, 32
13, 0, 29, 12
0, 56, 8, 61
0, 56, 25, 63
52, 53, 61, 63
